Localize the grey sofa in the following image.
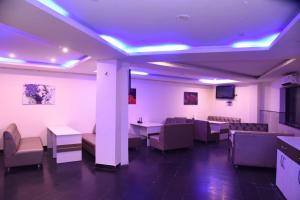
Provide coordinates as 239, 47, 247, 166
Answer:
165, 117, 220, 143
3, 123, 43, 171
194, 120, 220, 143
232, 131, 294, 168
149, 123, 194, 151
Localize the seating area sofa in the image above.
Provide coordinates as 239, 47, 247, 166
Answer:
232, 131, 294, 168
149, 123, 194, 151
164, 117, 220, 143
208, 116, 241, 123
3, 123, 43, 171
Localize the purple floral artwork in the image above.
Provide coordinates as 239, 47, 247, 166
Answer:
23, 84, 55, 105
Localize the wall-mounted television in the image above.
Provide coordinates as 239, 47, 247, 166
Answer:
216, 85, 235, 99
280, 86, 300, 129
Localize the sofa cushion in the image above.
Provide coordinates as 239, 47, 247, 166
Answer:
165, 117, 189, 125
3, 123, 21, 157
17, 137, 43, 154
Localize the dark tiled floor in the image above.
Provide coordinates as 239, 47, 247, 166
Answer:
0, 141, 285, 200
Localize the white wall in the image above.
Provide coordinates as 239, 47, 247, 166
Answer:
129, 79, 212, 124
0, 68, 96, 149
210, 84, 259, 123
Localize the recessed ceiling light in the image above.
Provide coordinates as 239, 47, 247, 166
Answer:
50, 58, 56, 63
9, 53, 15, 58
177, 14, 190, 21
62, 47, 69, 53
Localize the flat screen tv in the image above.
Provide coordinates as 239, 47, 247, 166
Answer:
280, 86, 300, 129
216, 85, 235, 99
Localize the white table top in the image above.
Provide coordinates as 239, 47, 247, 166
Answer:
277, 136, 300, 150
208, 120, 227, 124
48, 126, 81, 136
130, 122, 163, 128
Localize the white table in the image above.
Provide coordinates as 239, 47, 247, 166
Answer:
208, 121, 229, 140
130, 122, 163, 146
47, 126, 82, 163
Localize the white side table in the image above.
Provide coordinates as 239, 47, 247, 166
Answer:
130, 122, 163, 146
47, 126, 82, 163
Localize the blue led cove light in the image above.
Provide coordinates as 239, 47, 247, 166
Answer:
0, 57, 26, 64
130, 71, 149, 76
37, 0, 69, 16
61, 59, 80, 68
99, 35, 190, 54
231, 33, 280, 48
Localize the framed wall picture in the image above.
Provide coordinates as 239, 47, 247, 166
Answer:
129, 88, 136, 104
23, 84, 55, 105
184, 92, 198, 105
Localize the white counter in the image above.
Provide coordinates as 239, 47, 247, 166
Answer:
277, 136, 300, 150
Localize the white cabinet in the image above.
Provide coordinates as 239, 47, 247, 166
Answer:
276, 136, 300, 200
276, 150, 288, 197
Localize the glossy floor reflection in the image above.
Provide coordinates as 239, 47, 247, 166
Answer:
0, 141, 285, 200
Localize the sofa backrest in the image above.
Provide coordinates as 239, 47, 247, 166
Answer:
229, 123, 268, 132
207, 116, 241, 123
165, 117, 189, 125
3, 123, 21, 157
160, 123, 194, 149
233, 131, 294, 168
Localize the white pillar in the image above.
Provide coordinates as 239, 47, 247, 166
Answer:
96, 60, 129, 167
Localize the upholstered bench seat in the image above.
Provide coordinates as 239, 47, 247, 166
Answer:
3, 123, 43, 170
17, 138, 43, 153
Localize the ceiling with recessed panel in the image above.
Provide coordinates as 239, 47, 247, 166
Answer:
0, 23, 83, 65
0, 0, 300, 84
53, 0, 299, 48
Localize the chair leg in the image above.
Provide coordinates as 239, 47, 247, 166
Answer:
37, 164, 41, 169
6, 167, 10, 173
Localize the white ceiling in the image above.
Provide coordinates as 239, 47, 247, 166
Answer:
54, 0, 299, 47
0, 23, 83, 64
0, 0, 299, 84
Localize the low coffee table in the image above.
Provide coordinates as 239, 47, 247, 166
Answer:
47, 126, 82, 163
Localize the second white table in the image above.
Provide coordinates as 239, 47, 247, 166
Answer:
130, 122, 163, 146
